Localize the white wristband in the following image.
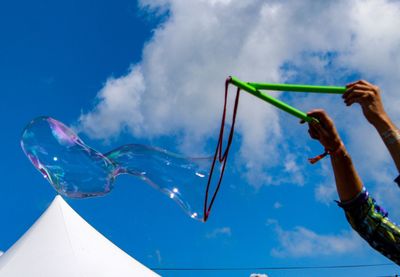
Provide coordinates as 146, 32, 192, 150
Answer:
381, 129, 400, 145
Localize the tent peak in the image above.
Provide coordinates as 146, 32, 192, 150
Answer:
53, 194, 65, 203
0, 195, 159, 276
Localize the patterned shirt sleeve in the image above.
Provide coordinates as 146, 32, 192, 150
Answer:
337, 187, 400, 265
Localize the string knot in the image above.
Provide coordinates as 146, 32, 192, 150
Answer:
308, 144, 344, 164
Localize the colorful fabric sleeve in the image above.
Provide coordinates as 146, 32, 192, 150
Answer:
337, 187, 400, 265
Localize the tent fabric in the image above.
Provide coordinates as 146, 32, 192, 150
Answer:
0, 195, 160, 277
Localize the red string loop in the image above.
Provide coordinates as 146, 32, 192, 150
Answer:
204, 78, 240, 221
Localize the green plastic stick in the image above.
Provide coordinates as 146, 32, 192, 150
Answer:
248, 82, 346, 94
229, 76, 315, 123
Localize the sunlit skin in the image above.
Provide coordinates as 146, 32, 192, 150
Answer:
344, 80, 400, 172
306, 80, 400, 201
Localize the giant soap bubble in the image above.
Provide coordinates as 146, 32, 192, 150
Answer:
21, 80, 239, 222
21, 116, 222, 221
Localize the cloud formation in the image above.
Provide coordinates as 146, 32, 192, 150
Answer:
315, 182, 337, 205
268, 219, 363, 258
206, 227, 232, 239
78, 0, 400, 189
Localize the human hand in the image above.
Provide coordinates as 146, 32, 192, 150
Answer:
305, 109, 343, 152
343, 80, 387, 125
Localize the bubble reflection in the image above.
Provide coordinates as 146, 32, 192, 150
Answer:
21, 116, 215, 221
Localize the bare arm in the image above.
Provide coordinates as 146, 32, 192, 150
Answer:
307, 110, 363, 202
373, 116, 400, 172
344, 80, 400, 172
306, 108, 400, 265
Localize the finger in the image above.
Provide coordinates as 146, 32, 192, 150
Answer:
306, 109, 333, 127
307, 109, 326, 117
308, 128, 319, 140
345, 95, 369, 106
309, 118, 319, 127
351, 84, 372, 90
358, 79, 375, 87
311, 122, 329, 138
344, 89, 371, 101
343, 84, 371, 99
357, 81, 380, 96
345, 79, 369, 88
310, 122, 327, 137
343, 89, 370, 102
346, 80, 361, 88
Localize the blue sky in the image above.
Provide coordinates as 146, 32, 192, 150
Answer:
1, 0, 400, 276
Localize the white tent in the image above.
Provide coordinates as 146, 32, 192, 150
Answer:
0, 195, 160, 277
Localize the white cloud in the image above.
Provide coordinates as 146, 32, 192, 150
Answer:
0, 251, 3, 257
206, 227, 232, 239
340, 0, 400, 84
283, 154, 305, 186
273, 201, 282, 209
315, 182, 337, 205
78, 0, 400, 190
77, 66, 146, 139
268, 219, 362, 258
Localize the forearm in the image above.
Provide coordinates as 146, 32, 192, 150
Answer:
330, 145, 364, 202
372, 114, 400, 172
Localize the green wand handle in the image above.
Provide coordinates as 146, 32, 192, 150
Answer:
248, 82, 346, 94
229, 76, 345, 123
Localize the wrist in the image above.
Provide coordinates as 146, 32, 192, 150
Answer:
326, 137, 344, 153
381, 128, 400, 145
329, 142, 346, 156
371, 113, 393, 132
308, 141, 346, 164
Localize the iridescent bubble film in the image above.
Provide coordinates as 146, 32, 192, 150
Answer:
21, 117, 216, 221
